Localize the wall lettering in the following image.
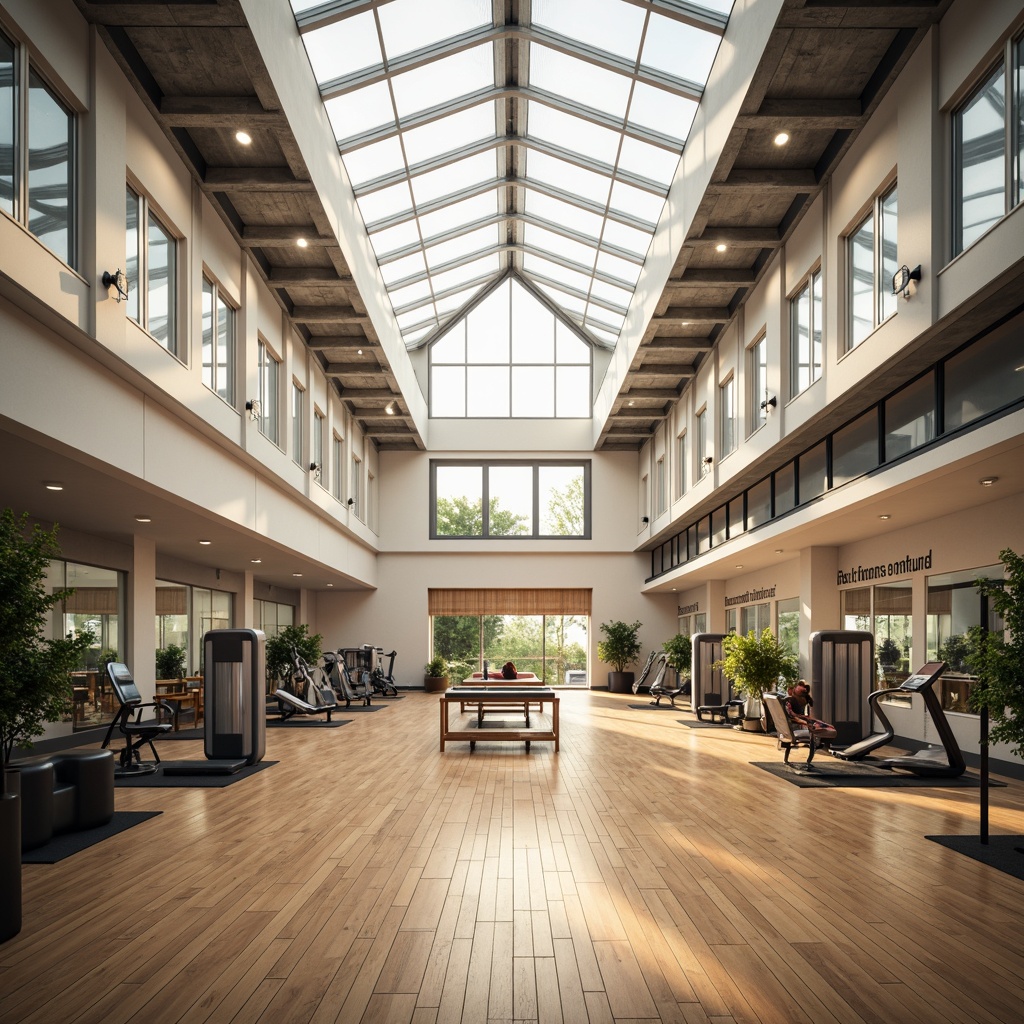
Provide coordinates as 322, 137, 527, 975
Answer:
724, 585, 777, 607
836, 549, 933, 586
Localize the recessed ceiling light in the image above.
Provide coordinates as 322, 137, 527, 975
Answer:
775, 548, 784, 554
234, 130, 252, 145
134, 516, 152, 523
979, 477, 998, 487
292, 572, 303, 577
44, 482, 63, 491
385, 402, 395, 415
680, 320, 690, 327
715, 243, 727, 253
774, 131, 789, 146
735, 564, 744, 569
627, 400, 635, 407
250, 558, 262, 564
878, 514, 891, 521
357, 348, 363, 355
327, 583, 334, 588
199, 539, 212, 545
296, 237, 308, 249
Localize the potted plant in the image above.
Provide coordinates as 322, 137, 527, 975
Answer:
662, 633, 692, 687
715, 627, 798, 731
968, 548, 1024, 757
877, 637, 901, 671
264, 624, 323, 694
0, 510, 93, 943
597, 619, 642, 693
155, 643, 187, 683
424, 656, 449, 693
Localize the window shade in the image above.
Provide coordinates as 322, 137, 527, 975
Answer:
428, 588, 591, 616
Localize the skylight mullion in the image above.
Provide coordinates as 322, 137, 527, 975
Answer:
529, 26, 705, 102
355, 136, 501, 196
620, 0, 728, 35
521, 212, 645, 266
526, 270, 628, 317
523, 135, 666, 196
295, 0, 395, 33
393, 272, 498, 316
379, 212, 504, 264
364, 178, 502, 233
519, 243, 634, 291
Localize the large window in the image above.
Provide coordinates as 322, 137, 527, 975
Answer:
953, 36, 1024, 255
849, 184, 897, 348
655, 457, 666, 516
429, 277, 592, 418
431, 461, 590, 539
720, 376, 736, 456
291, 382, 303, 466
351, 454, 362, 520
257, 339, 280, 444
126, 185, 177, 354
675, 431, 686, 498
156, 580, 232, 679
697, 407, 709, 478
0, 32, 76, 266
790, 269, 822, 395
332, 433, 344, 501
312, 409, 325, 485
201, 277, 236, 404
748, 335, 767, 434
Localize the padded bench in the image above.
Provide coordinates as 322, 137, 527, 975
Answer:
10, 749, 115, 851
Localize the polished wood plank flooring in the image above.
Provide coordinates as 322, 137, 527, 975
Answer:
3, 690, 1023, 1024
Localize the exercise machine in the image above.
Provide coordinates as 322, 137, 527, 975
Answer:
102, 663, 175, 775
321, 650, 372, 707
831, 661, 966, 777
343, 645, 399, 697
649, 657, 690, 708
271, 647, 339, 722
630, 650, 658, 694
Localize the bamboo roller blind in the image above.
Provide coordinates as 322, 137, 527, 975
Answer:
428, 588, 592, 616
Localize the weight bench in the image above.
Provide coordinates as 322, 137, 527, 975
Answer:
271, 688, 337, 722
696, 692, 744, 723
763, 693, 819, 768
649, 658, 689, 708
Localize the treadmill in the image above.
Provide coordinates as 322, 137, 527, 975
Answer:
831, 661, 966, 777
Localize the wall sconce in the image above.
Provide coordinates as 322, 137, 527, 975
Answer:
245, 399, 262, 421
309, 462, 322, 481
102, 268, 128, 303
347, 498, 355, 507
892, 264, 922, 299
759, 391, 777, 412
701, 456, 713, 467
641, 516, 650, 525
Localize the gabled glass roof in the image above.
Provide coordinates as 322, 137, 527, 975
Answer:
293, 0, 733, 349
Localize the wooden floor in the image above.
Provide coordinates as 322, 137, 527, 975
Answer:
3, 690, 1024, 1024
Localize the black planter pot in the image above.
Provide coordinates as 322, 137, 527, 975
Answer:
1, 770, 22, 943
608, 671, 635, 694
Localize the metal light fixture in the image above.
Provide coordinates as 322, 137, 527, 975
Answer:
892, 264, 922, 299
245, 398, 262, 421
309, 462, 322, 481
385, 401, 395, 416
979, 477, 998, 487
641, 516, 650, 524
102, 268, 128, 303
701, 456, 713, 467
759, 390, 777, 412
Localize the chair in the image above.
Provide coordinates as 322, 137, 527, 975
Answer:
630, 650, 659, 694
763, 693, 819, 768
649, 659, 690, 708
101, 663, 175, 776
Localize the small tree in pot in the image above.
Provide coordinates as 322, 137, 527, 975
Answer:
0, 510, 93, 942
662, 633, 692, 686
597, 619, 642, 693
265, 624, 323, 695
424, 656, 449, 693
715, 628, 798, 731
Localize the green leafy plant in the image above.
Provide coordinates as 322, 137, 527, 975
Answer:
155, 643, 187, 680
264, 624, 323, 688
937, 633, 972, 673
662, 633, 692, 676
877, 637, 902, 667
0, 510, 94, 789
968, 548, 1024, 757
597, 619, 642, 673
425, 656, 447, 678
715, 627, 798, 702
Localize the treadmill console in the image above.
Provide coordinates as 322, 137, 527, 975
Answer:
899, 661, 946, 692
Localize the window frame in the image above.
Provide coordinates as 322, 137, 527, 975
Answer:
430, 459, 592, 540
312, 408, 325, 485
847, 181, 898, 351
125, 184, 179, 357
790, 268, 822, 396
697, 406, 709, 478
201, 274, 237, 405
748, 334, 767, 434
0, 30, 78, 268
720, 375, 736, 458
332, 432, 345, 502
257, 338, 281, 445
351, 453, 363, 520
675, 430, 687, 498
291, 381, 304, 467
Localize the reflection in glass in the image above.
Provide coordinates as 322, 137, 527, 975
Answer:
944, 313, 1024, 431
849, 212, 873, 347
798, 442, 827, 503
539, 465, 585, 536
880, 186, 898, 323
774, 463, 795, 516
125, 187, 140, 322
28, 68, 73, 265
0, 34, 14, 217
885, 372, 935, 461
832, 410, 878, 486
148, 212, 175, 349
955, 64, 1005, 252
488, 465, 532, 535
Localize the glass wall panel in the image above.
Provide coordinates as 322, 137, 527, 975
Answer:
955, 63, 1006, 252
849, 213, 874, 347
747, 477, 771, 529
489, 465, 532, 535
126, 186, 140, 322
740, 603, 770, 635
944, 314, 1024, 430
155, 580, 189, 661
832, 410, 878, 486
774, 463, 795, 516
0, 33, 13, 218
27, 69, 73, 265
148, 212, 175, 348
728, 494, 745, 538
798, 442, 827, 503
538, 464, 585, 536
777, 597, 800, 661
880, 186, 898, 324
841, 586, 871, 632
696, 515, 710, 554
435, 464, 483, 535
874, 582, 912, 702
885, 372, 935, 460
710, 505, 726, 547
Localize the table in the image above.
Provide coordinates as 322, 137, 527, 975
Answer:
154, 691, 200, 732
439, 687, 559, 752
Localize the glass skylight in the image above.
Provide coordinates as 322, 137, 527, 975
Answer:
294, 0, 733, 347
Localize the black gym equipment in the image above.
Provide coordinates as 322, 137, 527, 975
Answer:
649, 656, 690, 709
321, 650, 372, 707
630, 650, 658, 694
102, 663, 175, 776
810, 630, 875, 745
271, 647, 339, 722
831, 661, 966, 777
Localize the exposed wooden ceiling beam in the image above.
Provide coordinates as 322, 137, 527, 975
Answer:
306, 336, 378, 350
160, 96, 287, 128
643, 337, 713, 351
691, 228, 780, 247
240, 226, 336, 248
292, 307, 371, 324
325, 362, 391, 376
269, 268, 353, 286
78, 3, 246, 28
655, 306, 730, 324
674, 268, 756, 285
622, 387, 680, 400
707, 168, 818, 194
341, 388, 400, 401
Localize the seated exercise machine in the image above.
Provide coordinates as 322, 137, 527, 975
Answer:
649, 658, 690, 708
102, 663, 175, 775
763, 693, 828, 769
321, 650, 372, 707
343, 645, 399, 697
272, 648, 339, 722
696, 692, 745, 724
831, 661, 966, 777
631, 650, 659, 694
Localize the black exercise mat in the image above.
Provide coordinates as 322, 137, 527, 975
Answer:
22, 811, 162, 863
337, 704, 387, 712
926, 835, 1024, 880
627, 703, 682, 711
115, 760, 277, 788
266, 718, 352, 727
158, 727, 204, 740
751, 760, 1003, 789
678, 719, 732, 729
